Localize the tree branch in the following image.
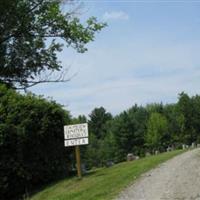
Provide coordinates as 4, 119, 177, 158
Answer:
1, 68, 78, 91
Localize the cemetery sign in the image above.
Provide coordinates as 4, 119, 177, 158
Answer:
64, 123, 89, 178
64, 123, 88, 146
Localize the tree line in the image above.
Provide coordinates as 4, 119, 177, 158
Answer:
1, 1, 200, 199
78, 92, 200, 168
1, 84, 200, 199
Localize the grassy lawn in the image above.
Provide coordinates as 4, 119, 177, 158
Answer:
29, 150, 184, 200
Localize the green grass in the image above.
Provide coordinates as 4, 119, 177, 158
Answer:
29, 150, 184, 200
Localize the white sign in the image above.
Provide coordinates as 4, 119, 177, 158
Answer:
64, 123, 89, 147
64, 138, 89, 147
64, 123, 88, 140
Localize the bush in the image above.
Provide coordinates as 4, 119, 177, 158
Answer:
0, 85, 72, 199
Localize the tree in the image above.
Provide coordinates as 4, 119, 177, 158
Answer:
111, 105, 148, 162
88, 107, 112, 139
0, 84, 72, 199
81, 107, 113, 167
0, 0, 106, 89
71, 115, 87, 124
178, 92, 200, 144
145, 112, 168, 152
146, 103, 164, 114
163, 104, 185, 146
191, 95, 200, 143
177, 92, 193, 144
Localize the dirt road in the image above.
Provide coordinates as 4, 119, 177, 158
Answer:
116, 148, 200, 200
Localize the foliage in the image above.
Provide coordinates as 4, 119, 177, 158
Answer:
2, 87, 200, 199
78, 107, 113, 168
146, 103, 164, 114
29, 150, 184, 200
73, 93, 200, 169
0, 0, 106, 89
71, 115, 87, 124
177, 92, 200, 143
0, 84, 72, 199
88, 107, 112, 139
111, 105, 148, 162
84, 94, 200, 166
145, 112, 168, 152
163, 104, 184, 145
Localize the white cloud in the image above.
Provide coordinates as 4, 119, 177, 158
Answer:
31, 65, 200, 117
31, 39, 200, 116
30, 23, 200, 117
102, 11, 129, 21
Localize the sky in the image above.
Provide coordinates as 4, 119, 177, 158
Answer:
31, 0, 200, 117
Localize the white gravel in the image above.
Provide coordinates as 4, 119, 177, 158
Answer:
116, 148, 200, 200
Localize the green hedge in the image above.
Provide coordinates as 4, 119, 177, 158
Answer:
0, 85, 72, 199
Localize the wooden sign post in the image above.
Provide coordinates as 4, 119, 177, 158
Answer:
75, 145, 82, 178
64, 123, 89, 179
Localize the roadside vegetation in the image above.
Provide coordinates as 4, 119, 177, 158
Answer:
29, 150, 184, 200
1, 1, 200, 199
1, 84, 199, 199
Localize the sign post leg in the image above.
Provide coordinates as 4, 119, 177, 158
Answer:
75, 145, 82, 179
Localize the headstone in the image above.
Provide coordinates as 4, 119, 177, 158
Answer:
191, 142, 196, 148
182, 144, 186, 150
155, 150, 159, 155
81, 163, 87, 174
197, 144, 200, 148
145, 152, 151, 157
106, 160, 114, 167
135, 156, 140, 160
127, 153, 135, 161
167, 146, 174, 151
167, 146, 172, 152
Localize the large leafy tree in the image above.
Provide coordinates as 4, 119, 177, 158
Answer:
83, 107, 112, 167
112, 105, 148, 161
0, 84, 72, 199
178, 92, 200, 144
88, 107, 112, 139
163, 104, 185, 145
145, 112, 168, 152
0, 0, 105, 89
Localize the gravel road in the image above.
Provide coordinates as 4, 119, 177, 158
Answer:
116, 148, 200, 200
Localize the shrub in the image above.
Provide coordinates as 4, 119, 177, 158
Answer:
0, 85, 72, 199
